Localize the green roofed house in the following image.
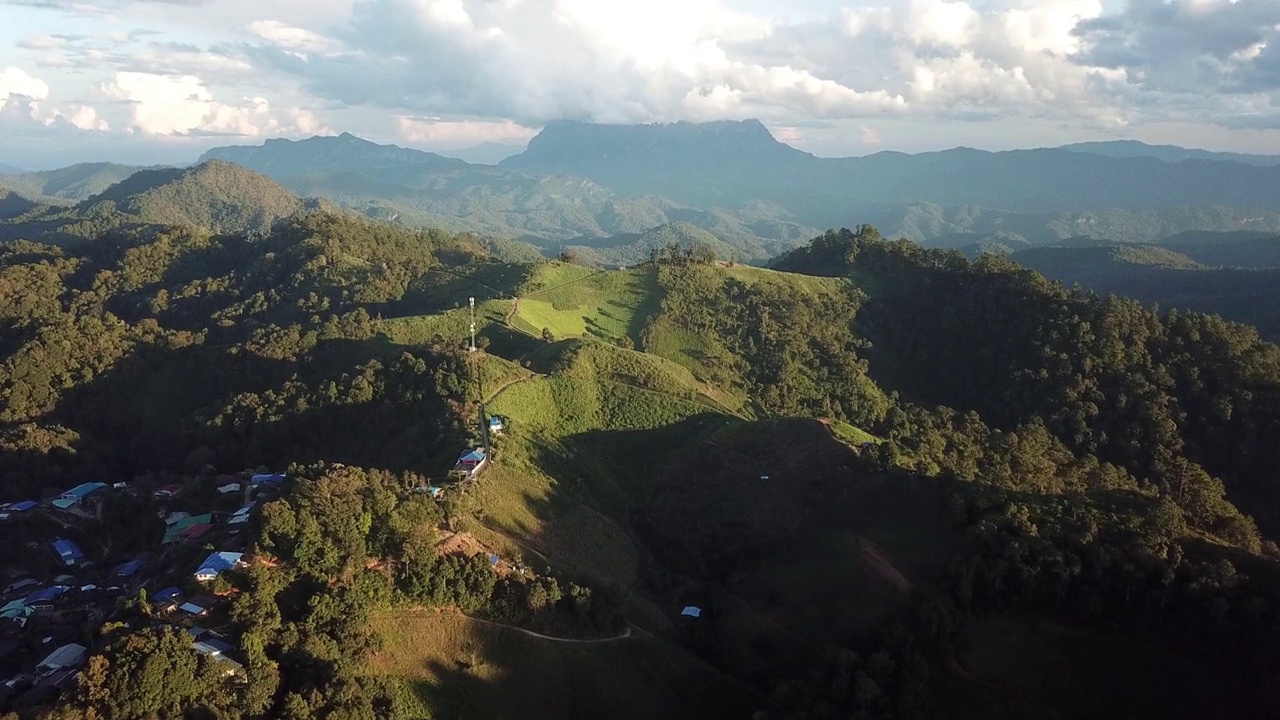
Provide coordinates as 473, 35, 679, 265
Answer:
163, 513, 214, 544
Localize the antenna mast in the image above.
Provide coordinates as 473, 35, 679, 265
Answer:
468, 297, 477, 352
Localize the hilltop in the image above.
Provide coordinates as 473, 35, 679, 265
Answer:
77, 160, 310, 235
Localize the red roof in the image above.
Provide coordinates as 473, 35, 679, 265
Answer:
155, 483, 184, 496
181, 523, 213, 541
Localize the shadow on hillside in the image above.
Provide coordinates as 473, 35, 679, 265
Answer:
390, 630, 762, 720
42, 336, 466, 480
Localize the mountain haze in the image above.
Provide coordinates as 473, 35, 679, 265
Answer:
1061, 140, 1280, 167
0, 162, 149, 204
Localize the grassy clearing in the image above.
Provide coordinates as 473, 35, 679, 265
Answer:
511, 264, 661, 345
377, 300, 509, 347
369, 611, 759, 720
829, 419, 881, 446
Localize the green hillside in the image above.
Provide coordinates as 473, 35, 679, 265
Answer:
2, 196, 1280, 720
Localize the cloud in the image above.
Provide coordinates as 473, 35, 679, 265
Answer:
244, 0, 906, 125
1071, 0, 1280, 94
397, 116, 536, 145
860, 124, 881, 146
100, 71, 321, 136
0, 66, 50, 102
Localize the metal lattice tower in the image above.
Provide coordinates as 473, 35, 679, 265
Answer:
468, 296, 476, 352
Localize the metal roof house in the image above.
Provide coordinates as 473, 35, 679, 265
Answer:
163, 513, 214, 544
36, 643, 86, 674
457, 449, 486, 467
193, 551, 244, 581
250, 473, 285, 485
488, 416, 505, 432
112, 554, 150, 578
50, 539, 85, 567
52, 482, 107, 509
152, 587, 181, 603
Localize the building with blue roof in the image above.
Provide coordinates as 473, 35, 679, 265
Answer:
112, 556, 147, 578
53, 482, 107, 509
24, 585, 69, 605
153, 587, 181, 602
250, 473, 285, 485
50, 539, 85, 566
8, 500, 37, 512
194, 551, 244, 581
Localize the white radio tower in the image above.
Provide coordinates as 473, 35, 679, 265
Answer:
468, 296, 477, 352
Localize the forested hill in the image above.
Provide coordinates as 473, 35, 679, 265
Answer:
3, 207, 1280, 718
76, 160, 310, 235
776, 226, 1280, 536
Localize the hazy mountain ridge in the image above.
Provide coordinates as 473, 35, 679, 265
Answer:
0, 162, 150, 204
1061, 140, 1280, 167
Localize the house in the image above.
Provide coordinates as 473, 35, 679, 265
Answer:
0, 500, 38, 519
163, 513, 214, 544
192, 637, 235, 658
153, 483, 184, 499
152, 587, 181, 605
0, 598, 31, 620
250, 473, 285, 486
227, 502, 256, 526
51, 482, 107, 509
164, 511, 191, 526
50, 539, 85, 567
180, 523, 213, 542
680, 606, 702, 618
216, 482, 241, 495
456, 448, 486, 468
24, 586, 69, 611
193, 551, 244, 581
112, 554, 150, 579
178, 594, 218, 616
36, 643, 86, 674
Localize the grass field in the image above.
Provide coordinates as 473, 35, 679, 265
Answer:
510, 263, 661, 345
369, 611, 760, 720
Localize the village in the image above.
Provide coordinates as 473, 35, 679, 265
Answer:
0, 410, 507, 712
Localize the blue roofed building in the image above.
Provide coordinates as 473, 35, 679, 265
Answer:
193, 551, 244, 581
153, 587, 181, 603
50, 539, 85, 566
250, 473, 285, 485
53, 482, 108, 509
112, 554, 149, 578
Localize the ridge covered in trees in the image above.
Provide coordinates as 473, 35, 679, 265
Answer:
1, 205, 1279, 718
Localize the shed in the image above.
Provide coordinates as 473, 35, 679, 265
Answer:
216, 483, 241, 494
680, 606, 702, 618
488, 416, 505, 432
193, 551, 244, 581
50, 539, 85, 566
36, 643, 86, 673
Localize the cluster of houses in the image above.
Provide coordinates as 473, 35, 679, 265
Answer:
0, 470, 287, 710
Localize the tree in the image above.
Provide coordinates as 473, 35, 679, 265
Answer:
541, 327, 554, 342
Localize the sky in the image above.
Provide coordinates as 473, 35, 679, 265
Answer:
0, 0, 1277, 168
